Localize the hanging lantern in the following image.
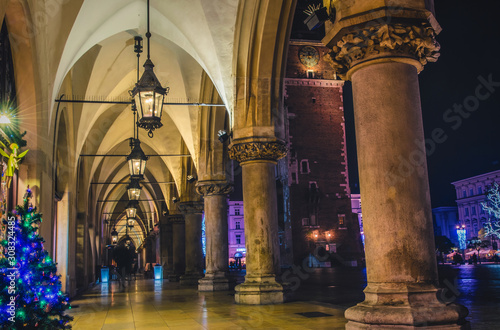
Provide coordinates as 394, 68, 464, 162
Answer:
132, 60, 168, 138
127, 217, 136, 228
130, 0, 169, 138
127, 178, 142, 200
126, 200, 138, 219
127, 139, 148, 178
111, 228, 118, 245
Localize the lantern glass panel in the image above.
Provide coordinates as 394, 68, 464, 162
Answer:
128, 158, 146, 177
136, 91, 164, 119
126, 207, 137, 219
128, 218, 135, 227
128, 187, 141, 200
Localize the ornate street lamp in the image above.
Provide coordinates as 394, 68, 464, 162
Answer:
127, 177, 142, 200
111, 227, 118, 245
131, 0, 169, 138
127, 217, 136, 228
127, 138, 148, 178
126, 200, 138, 219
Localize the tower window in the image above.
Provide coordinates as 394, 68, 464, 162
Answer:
300, 159, 310, 174
236, 234, 241, 245
235, 221, 240, 229
307, 70, 314, 79
235, 208, 240, 215
338, 214, 346, 228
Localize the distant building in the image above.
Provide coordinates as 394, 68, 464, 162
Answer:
432, 207, 459, 245
451, 169, 500, 239
227, 201, 245, 267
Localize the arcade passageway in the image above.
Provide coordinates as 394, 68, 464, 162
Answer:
0, 0, 473, 328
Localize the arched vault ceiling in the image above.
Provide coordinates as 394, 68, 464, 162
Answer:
73, 31, 202, 166
52, 0, 237, 129
81, 108, 185, 192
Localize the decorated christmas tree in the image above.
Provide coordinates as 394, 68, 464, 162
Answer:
0, 188, 73, 329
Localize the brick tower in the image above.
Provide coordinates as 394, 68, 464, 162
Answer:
284, 40, 362, 265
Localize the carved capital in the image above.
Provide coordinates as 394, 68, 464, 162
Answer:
178, 201, 204, 215
167, 214, 184, 223
326, 22, 440, 80
228, 141, 287, 163
196, 181, 234, 197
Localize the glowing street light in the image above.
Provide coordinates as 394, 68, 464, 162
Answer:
0, 114, 11, 124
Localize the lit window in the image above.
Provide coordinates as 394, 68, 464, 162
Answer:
235, 222, 240, 229
235, 208, 240, 215
236, 234, 241, 245
307, 70, 314, 79
338, 214, 346, 228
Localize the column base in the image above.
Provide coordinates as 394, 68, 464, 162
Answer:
235, 275, 284, 305
345, 283, 469, 329
164, 272, 180, 282
198, 272, 230, 291
180, 273, 202, 285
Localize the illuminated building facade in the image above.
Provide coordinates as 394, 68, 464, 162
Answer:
452, 169, 500, 238
227, 201, 245, 267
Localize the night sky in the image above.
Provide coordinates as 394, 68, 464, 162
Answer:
293, 0, 500, 208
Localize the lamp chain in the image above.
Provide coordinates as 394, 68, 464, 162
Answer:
146, 0, 151, 60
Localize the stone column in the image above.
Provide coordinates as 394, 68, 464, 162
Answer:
196, 181, 233, 291
229, 139, 287, 304
322, 4, 468, 328
178, 201, 204, 285
160, 217, 173, 276
169, 214, 185, 281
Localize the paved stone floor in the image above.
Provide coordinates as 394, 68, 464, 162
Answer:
68, 280, 348, 329
68, 264, 500, 329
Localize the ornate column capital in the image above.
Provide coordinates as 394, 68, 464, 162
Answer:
178, 201, 204, 215
228, 139, 287, 164
167, 214, 184, 224
196, 180, 234, 197
325, 22, 440, 80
